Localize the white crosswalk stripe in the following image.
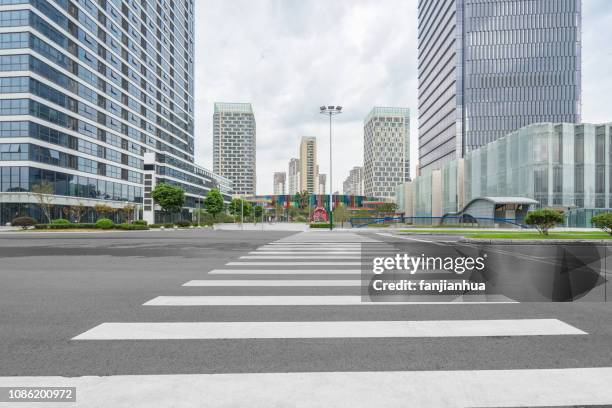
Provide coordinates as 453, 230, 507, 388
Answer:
67, 231, 605, 407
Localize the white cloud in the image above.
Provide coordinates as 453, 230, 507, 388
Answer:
194, 0, 418, 194
194, 1, 611, 195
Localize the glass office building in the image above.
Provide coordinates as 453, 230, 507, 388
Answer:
418, 0, 581, 172
403, 122, 612, 227
0, 0, 230, 224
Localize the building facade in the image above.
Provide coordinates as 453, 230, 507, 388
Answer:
417, 0, 582, 172
318, 173, 326, 195
299, 136, 318, 194
273, 172, 286, 196
403, 122, 612, 227
213, 102, 256, 196
343, 166, 364, 196
287, 157, 300, 195
363, 107, 410, 199
0, 0, 232, 224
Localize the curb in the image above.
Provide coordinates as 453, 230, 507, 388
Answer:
460, 238, 612, 245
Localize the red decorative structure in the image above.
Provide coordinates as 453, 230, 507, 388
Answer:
311, 206, 328, 222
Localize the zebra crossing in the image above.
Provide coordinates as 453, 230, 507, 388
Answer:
67, 231, 611, 407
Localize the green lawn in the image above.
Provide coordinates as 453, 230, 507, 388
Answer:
399, 229, 612, 240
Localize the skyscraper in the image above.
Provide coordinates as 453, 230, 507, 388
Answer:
417, 0, 582, 172
213, 102, 256, 196
299, 137, 318, 194
343, 166, 364, 196
0, 0, 232, 224
318, 174, 326, 195
287, 158, 300, 195
273, 172, 286, 195
363, 107, 410, 198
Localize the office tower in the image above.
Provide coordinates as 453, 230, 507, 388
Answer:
318, 174, 326, 195
0, 0, 232, 225
299, 137, 318, 194
417, 0, 582, 172
287, 158, 300, 195
363, 107, 410, 198
213, 102, 256, 196
343, 166, 364, 196
273, 172, 286, 195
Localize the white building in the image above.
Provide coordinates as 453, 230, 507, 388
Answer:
273, 172, 286, 195
213, 102, 256, 196
288, 158, 300, 195
363, 107, 410, 199
343, 166, 364, 196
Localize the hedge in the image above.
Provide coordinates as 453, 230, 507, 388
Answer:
149, 223, 175, 229
310, 223, 331, 228
34, 223, 149, 230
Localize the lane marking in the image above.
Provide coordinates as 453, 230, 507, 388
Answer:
227, 262, 363, 266
73, 319, 584, 340
142, 295, 517, 306
240, 255, 362, 259
3, 368, 611, 407
183, 280, 364, 287
208, 269, 361, 275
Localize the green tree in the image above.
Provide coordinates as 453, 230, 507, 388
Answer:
378, 202, 397, 214
228, 198, 252, 222
31, 182, 55, 223
333, 203, 349, 228
592, 212, 612, 235
151, 183, 185, 217
204, 188, 224, 220
294, 190, 310, 210
254, 205, 263, 223
524, 208, 564, 235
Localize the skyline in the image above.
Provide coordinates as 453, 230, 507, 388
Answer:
195, 0, 612, 195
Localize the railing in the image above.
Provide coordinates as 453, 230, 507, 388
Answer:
350, 215, 530, 229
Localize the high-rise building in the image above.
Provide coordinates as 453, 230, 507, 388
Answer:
0, 0, 232, 225
318, 174, 326, 195
417, 0, 582, 172
363, 107, 410, 198
273, 172, 286, 195
299, 137, 318, 194
287, 158, 300, 195
213, 102, 256, 196
343, 166, 363, 196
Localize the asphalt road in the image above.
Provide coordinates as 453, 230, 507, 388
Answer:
1, 228, 612, 406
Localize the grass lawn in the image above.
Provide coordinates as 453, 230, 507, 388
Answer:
399, 229, 612, 239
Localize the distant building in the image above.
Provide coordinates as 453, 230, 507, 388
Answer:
363, 107, 410, 199
417, 0, 582, 172
213, 102, 256, 195
318, 174, 326, 194
273, 172, 286, 195
343, 166, 363, 196
299, 137, 318, 194
288, 158, 300, 195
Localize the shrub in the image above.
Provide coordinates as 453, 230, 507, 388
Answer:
524, 208, 564, 235
114, 223, 149, 230
175, 220, 191, 228
95, 218, 114, 229
34, 223, 97, 230
52, 219, 71, 225
133, 220, 148, 226
294, 215, 307, 223
592, 213, 612, 235
11, 216, 37, 229
310, 223, 331, 228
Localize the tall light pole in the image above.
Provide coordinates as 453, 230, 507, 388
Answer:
319, 105, 342, 231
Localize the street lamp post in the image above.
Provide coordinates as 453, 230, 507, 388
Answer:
319, 105, 342, 231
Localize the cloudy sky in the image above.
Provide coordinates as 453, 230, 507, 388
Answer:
194, 0, 612, 195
